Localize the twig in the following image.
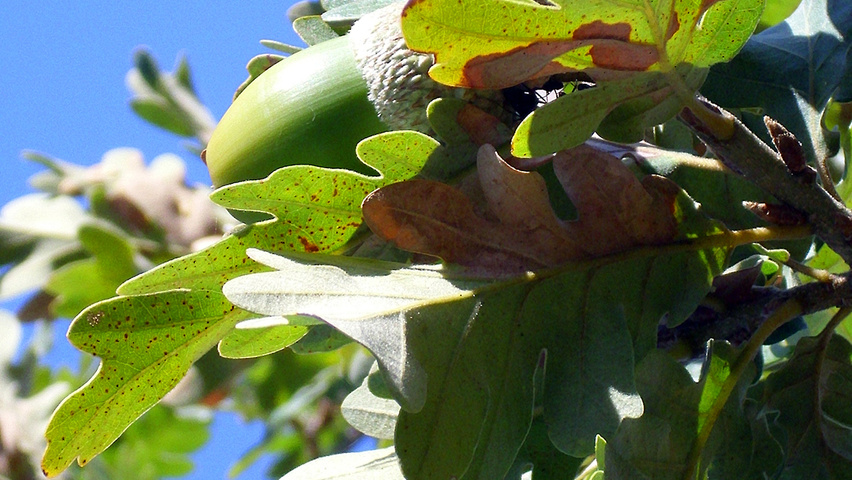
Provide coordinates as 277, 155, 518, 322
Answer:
682, 298, 803, 480
818, 306, 852, 343
815, 153, 842, 203
783, 257, 835, 283
658, 273, 852, 356
678, 96, 852, 265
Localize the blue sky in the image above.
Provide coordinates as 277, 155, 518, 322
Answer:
1, 2, 309, 479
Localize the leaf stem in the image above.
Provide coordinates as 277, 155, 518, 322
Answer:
682, 298, 804, 480
682, 95, 736, 140
784, 257, 836, 283
815, 151, 842, 203
818, 306, 852, 343
687, 225, 813, 252
526, 225, 813, 286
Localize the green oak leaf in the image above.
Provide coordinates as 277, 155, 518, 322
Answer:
703, 0, 852, 163
761, 335, 852, 478
118, 131, 439, 296
210, 131, 441, 220
515, 67, 707, 154
41, 290, 252, 476
46, 224, 138, 318
606, 342, 757, 480
218, 317, 311, 359
223, 248, 490, 412
292, 15, 339, 46
401, 0, 763, 156
707, 398, 786, 480
224, 220, 729, 478
341, 373, 400, 440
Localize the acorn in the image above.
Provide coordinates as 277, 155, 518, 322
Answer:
204, 2, 495, 222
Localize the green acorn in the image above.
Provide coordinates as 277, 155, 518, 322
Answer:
204, 3, 492, 214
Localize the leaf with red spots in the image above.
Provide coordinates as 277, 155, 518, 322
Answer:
40, 132, 448, 474
118, 131, 444, 296
210, 131, 444, 234
401, 0, 764, 155
362, 144, 681, 276
218, 316, 314, 359
41, 290, 253, 476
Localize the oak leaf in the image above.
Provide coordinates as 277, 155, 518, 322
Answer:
362, 144, 678, 275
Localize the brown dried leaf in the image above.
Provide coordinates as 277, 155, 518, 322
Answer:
553, 144, 678, 256
362, 144, 678, 276
361, 178, 554, 275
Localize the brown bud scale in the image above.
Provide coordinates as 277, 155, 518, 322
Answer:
743, 201, 807, 226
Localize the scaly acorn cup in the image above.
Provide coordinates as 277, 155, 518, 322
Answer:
204, 3, 498, 222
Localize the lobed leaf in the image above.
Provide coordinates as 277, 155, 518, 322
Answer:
606, 342, 756, 479
341, 375, 400, 440
223, 248, 489, 412
119, 131, 440, 296
707, 399, 787, 480
401, 0, 762, 155
760, 335, 852, 477
41, 290, 252, 475
362, 144, 680, 277
401, 0, 761, 88
703, 0, 852, 163
210, 131, 441, 221
513, 74, 671, 156
224, 221, 730, 477
218, 317, 310, 359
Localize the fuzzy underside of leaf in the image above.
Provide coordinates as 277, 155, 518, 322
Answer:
224, 203, 731, 478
